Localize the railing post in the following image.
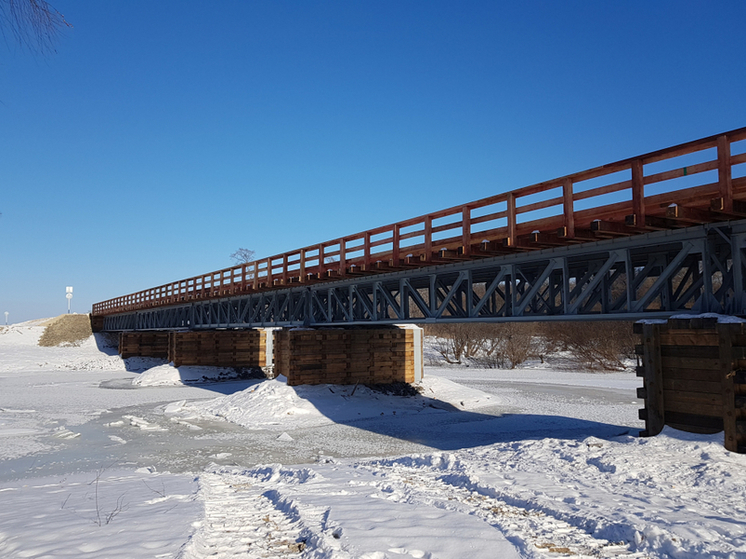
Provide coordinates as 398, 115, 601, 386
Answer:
252, 262, 258, 290
339, 239, 346, 275
562, 179, 574, 238
718, 134, 733, 212
461, 206, 471, 255
424, 216, 432, 261
631, 159, 645, 227
392, 224, 400, 264
282, 254, 289, 284
300, 250, 306, 282
318, 244, 325, 274
266, 258, 273, 286
506, 193, 516, 247
364, 232, 371, 267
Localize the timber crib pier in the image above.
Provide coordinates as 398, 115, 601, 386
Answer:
635, 317, 746, 453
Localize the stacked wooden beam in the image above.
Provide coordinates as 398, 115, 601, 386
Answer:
118, 332, 170, 359
168, 330, 267, 368
274, 326, 422, 386
89, 314, 105, 333
635, 317, 746, 453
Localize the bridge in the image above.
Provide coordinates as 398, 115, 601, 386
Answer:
93, 127, 746, 331
92, 127, 746, 451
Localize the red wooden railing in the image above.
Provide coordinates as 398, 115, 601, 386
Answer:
92, 127, 746, 316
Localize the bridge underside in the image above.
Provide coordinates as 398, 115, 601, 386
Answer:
103, 221, 746, 331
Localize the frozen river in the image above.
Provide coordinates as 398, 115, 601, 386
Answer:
0, 360, 644, 483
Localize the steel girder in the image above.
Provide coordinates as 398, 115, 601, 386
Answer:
102, 221, 746, 331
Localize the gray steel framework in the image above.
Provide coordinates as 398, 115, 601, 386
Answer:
102, 221, 746, 331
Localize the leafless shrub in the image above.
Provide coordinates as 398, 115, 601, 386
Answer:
540, 321, 636, 370
426, 320, 635, 371
477, 323, 537, 369
530, 326, 560, 364
90, 466, 128, 526
427, 323, 486, 364
142, 480, 166, 499
426, 322, 536, 368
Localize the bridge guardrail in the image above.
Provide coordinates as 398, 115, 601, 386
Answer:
92, 127, 746, 316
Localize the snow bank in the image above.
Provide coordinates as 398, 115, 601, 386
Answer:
165, 375, 497, 430
131, 362, 249, 386
0, 322, 124, 373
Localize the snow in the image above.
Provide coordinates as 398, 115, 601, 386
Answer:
132, 363, 251, 386
637, 313, 746, 325
2, 320, 746, 558
164, 375, 496, 430
668, 312, 746, 323
0, 469, 199, 559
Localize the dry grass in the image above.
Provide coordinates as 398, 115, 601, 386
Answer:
38, 314, 93, 347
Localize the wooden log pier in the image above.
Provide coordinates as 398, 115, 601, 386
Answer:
117, 326, 423, 387
274, 326, 423, 387
635, 317, 746, 453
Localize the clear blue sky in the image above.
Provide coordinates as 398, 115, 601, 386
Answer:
2, 1, 745, 323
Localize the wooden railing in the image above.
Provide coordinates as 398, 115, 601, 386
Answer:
92, 127, 746, 316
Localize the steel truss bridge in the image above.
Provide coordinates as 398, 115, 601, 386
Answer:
101, 221, 746, 330
94, 127, 746, 331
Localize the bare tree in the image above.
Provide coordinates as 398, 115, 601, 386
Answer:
542, 321, 636, 371
428, 323, 485, 365
476, 323, 537, 369
230, 248, 255, 265
0, 0, 71, 54
425, 320, 635, 371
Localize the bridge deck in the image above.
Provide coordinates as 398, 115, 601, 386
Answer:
93, 127, 746, 318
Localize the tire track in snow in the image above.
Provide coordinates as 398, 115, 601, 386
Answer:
355, 461, 650, 558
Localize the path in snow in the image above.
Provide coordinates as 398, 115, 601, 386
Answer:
180, 470, 310, 558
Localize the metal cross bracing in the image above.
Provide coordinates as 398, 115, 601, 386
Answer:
101, 220, 746, 331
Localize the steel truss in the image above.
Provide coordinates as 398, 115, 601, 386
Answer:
102, 221, 746, 331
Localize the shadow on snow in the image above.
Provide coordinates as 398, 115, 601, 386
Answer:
96, 332, 638, 450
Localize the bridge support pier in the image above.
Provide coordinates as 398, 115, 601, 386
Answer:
635, 317, 746, 453
274, 325, 423, 387
118, 329, 273, 375
119, 331, 170, 359
116, 326, 424, 387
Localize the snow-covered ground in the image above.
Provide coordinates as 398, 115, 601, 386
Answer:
1, 320, 745, 558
